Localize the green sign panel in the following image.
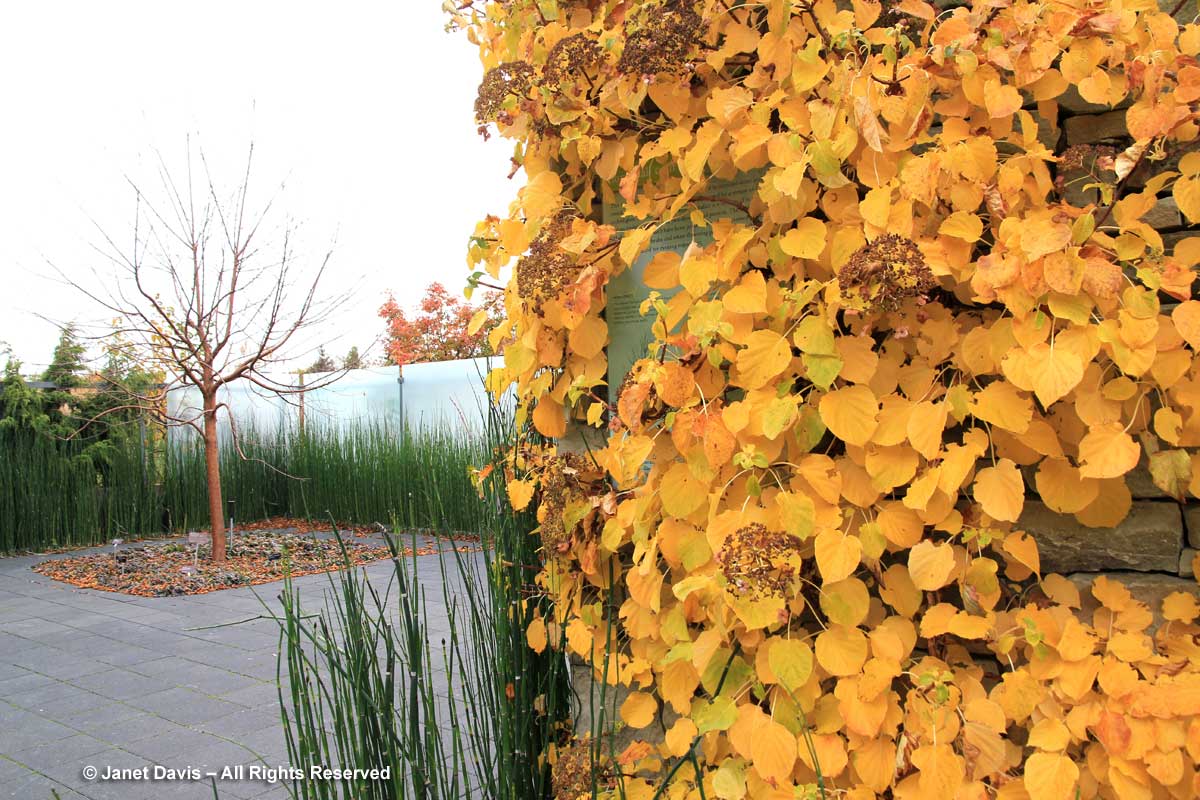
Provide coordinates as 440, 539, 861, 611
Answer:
602, 171, 761, 403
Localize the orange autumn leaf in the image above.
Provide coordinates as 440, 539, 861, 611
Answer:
912, 743, 966, 800
620, 691, 658, 729
974, 459, 1025, 522
751, 720, 797, 785
819, 385, 880, 447
735, 330, 793, 390
507, 479, 535, 511
526, 616, 548, 653
1023, 752, 1079, 800
908, 540, 957, 591
1077, 423, 1140, 479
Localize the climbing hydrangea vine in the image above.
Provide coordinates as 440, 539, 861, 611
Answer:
452, 0, 1200, 796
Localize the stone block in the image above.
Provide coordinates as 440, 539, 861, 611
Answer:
558, 419, 607, 456
1161, 0, 1193, 23
1064, 110, 1128, 145
1181, 548, 1197, 578
1018, 500, 1182, 573
1184, 506, 1200, 549
1068, 571, 1199, 631
1057, 86, 1131, 115
1164, 231, 1199, 260
571, 662, 676, 746
1061, 167, 1112, 207
1031, 111, 1061, 153
1143, 197, 1183, 230
1127, 453, 1169, 499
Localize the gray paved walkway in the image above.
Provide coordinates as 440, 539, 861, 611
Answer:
0, 535, 471, 800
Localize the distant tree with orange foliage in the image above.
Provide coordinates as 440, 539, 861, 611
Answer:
378, 282, 503, 366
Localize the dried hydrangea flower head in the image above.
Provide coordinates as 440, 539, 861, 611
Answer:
516, 210, 582, 305
537, 452, 599, 552
838, 233, 936, 312
543, 33, 603, 86
718, 523, 804, 599
617, 0, 705, 76
474, 61, 536, 127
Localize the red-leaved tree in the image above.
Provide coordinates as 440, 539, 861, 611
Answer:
378, 282, 503, 366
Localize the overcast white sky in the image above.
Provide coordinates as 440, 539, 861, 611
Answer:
0, 1, 515, 372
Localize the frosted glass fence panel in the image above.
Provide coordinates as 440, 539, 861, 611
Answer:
165, 359, 505, 442
166, 380, 293, 445
294, 367, 402, 429
400, 357, 503, 433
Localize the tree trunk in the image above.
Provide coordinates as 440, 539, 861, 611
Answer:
202, 391, 227, 563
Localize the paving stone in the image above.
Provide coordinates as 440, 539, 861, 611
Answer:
123, 726, 229, 764
9, 733, 110, 771
0, 770, 80, 800
200, 706, 283, 740
38, 747, 156, 800
219, 682, 280, 710
177, 665, 264, 697
97, 713, 191, 750
92, 644, 169, 668
69, 669, 175, 702
0, 757, 27, 785
0, 670, 57, 698
15, 685, 111, 719
1019, 500, 1183, 573
127, 687, 245, 726
0, 713, 77, 752
56, 701, 146, 736
22, 653, 112, 682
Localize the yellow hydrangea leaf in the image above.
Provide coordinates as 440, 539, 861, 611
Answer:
908, 540, 957, 591
660, 462, 707, 518
815, 625, 869, 676
734, 330, 793, 390
779, 217, 827, 259
974, 459, 1025, 522
1023, 752, 1079, 800
751, 720, 797, 786
819, 385, 880, 446
768, 638, 814, 693
526, 616, 548, 653
1078, 423, 1140, 479
507, 479, 535, 511
620, 691, 658, 729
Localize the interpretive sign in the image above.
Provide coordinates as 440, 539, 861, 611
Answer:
602, 171, 760, 402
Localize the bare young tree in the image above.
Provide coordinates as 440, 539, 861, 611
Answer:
60, 145, 349, 563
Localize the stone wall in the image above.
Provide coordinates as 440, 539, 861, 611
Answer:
1018, 14, 1200, 607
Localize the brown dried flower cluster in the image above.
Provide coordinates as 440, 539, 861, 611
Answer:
718, 523, 804, 599
539, 453, 601, 552
474, 61, 536, 124
838, 233, 936, 312
516, 211, 582, 304
616, 1, 705, 76
551, 738, 600, 800
1058, 143, 1120, 172
543, 33, 603, 86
